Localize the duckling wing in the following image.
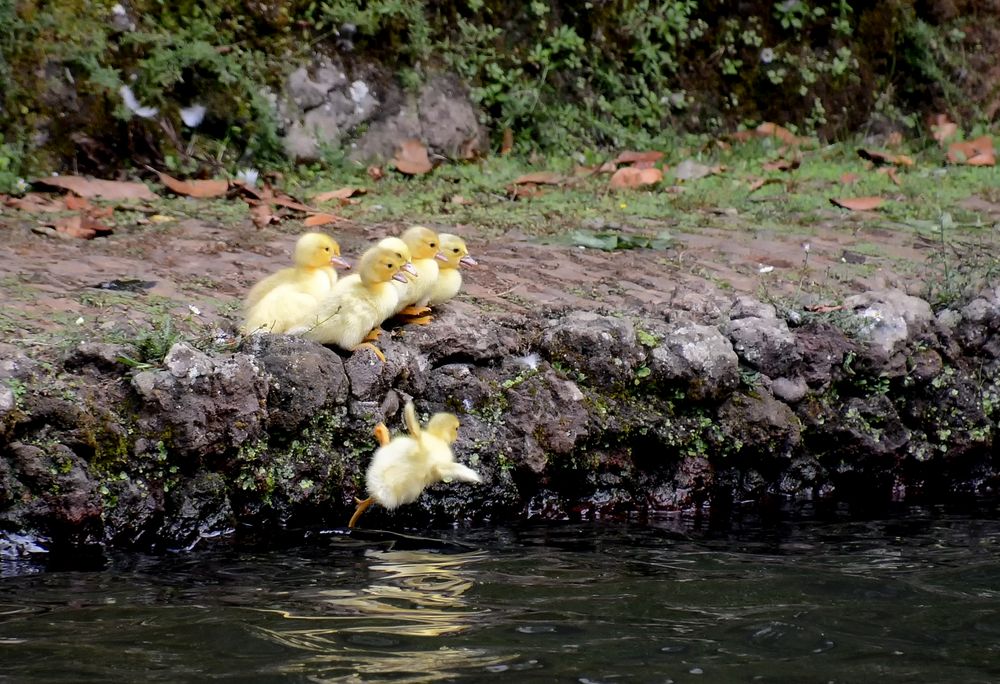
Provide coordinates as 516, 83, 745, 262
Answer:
437, 461, 482, 484
302, 279, 380, 349
427, 270, 462, 306
244, 267, 294, 310
396, 259, 440, 311
242, 283, 321, 334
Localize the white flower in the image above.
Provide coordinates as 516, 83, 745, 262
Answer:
236, 168, 259, 186
758, 264, 775, 274
75, 317, 85, 325
760, 48, 775, 64
14, 177, 28, 193
180, 104, 206, 128
516, 352, 541, 370
349, 80, 369, 104
188, 305, 202, 316
111, 3, 126, 16
119, 85, 158, 118
802, 241, 811, 252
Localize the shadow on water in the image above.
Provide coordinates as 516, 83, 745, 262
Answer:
2, 507, 1000, 682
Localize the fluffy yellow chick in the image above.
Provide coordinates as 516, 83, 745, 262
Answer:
299, 245, 409, 361
427, 233, 477, 307
393, 225, 446, 322
349, 402, 482, 528
241, 232, 349, 334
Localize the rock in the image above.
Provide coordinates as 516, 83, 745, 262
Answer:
801, 394, 910, 462
843, 289, 934, 356
646, 323, 739, 400
352, 74, 487, 161
0, 385, 14, 417
717, 391, 801, 460
241, 335, 349, 434
794, 323, 857, 388
771, 376, 808, 403
540, 311, 645, 387
63, 341, 131, 375
101, 475, 163, 548
132, 343, 267, 457
422, 363, 494, 412
0, 343, 38, 381
504, 369, 590, 459
725, 316, 800, 378
159, 472, 234, 548
729, 295, 777, 321
908, 349, 944, 384
407, 302, 526, 365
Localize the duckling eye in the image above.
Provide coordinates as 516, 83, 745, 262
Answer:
324, 247, 331, 252
452, 248, 460, 253
429, 242, 437, 248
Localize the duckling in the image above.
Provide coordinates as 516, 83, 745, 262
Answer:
353, 236, 418, 343
426, 233, 477, 307
299, 245, 409, 362
349, 401, 482, 528
394, 225, 447, 324
241, 232, 350, 334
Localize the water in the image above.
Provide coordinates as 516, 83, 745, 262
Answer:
3, 509, 1000, 683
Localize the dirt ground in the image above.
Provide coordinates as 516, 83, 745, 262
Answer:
2, 197, 999, 357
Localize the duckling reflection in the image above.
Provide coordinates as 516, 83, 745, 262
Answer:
252, 549, 509, 681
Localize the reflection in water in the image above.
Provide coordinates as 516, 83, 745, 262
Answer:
255, 549, 510, 682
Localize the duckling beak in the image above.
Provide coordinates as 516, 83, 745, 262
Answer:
392, 271, 409, 283
402, 262, 418, 276
460, 255, 478, 266
434, 251, 449, 262
330, 256, 351, 269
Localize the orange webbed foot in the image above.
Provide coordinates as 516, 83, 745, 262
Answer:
398, 305, 431, 317
373, 422, 391, 447
353, 342, 386, 363
348, 496, 375, 528
363, 327, 383, 343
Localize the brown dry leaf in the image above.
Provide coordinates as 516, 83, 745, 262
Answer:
877, 167, 903, 186
313, 187, 367, 203
304, 213, 341, 227
840, 172, 860, 185
747, 177, 783, 193
930, 114, 959, 144
805, 304, 844, 313
830, 196, 885, 211
270, 194, 317, 213
64, 194, 91, 211
609, 167, 663, 190
857, 149, 914, 167
947, 136, 995, 166
500, 128, 514, 156
614, 150, 664, 165
449, 194, 475, 205
509, 183, 544, 200
45, 213, 112, 240
392, 139, 433, 175
512, 171, 564, 185
886, 131, 904, 148
762, 158, 800, 172
250, 202, 277, 229
459, 135, 480, 161
367, 165, 385, 182
756, 122, 803, 146
155, 171, 230, 198
4, 193, 66, 212
33, 175, 158, 201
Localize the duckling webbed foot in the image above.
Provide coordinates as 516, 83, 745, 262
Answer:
398, 305, 431, 317
353, 342, 386, 363
363, 327, 383, 343
400, 314, 433, 325
348, 496, 375, 528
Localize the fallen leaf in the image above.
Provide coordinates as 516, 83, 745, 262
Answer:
367, 165, 385, 181
609, 167, 663, 190
805, 304, 844, 313
304, 213, 341, 227
43, 213, 113, 240
857, 149, 914, 167
154, 171, 230, 198
4, 193, 66, 212
459, 135, 480, 160
930, 114, 958, 144
840, 172, 860, 185
830, 196, 885, 211
64, 194, 91, 211
449, 194, 474, 205
756, 122, 804, 146
762, 157, 800, 172
33, 175, 157, 201
947, 136, 995, 166
250, 202, 277, 229
313, 187, 367, 203
747, 177, 783, 193
512, 171, 565, 185
886, 131, 904, 148
509, 183, 544, 200
392, 139, 433, 175
270, 194, 318, 213
500, 128, 514, 156
877, 166, 903, 186
614, 150, 664, 165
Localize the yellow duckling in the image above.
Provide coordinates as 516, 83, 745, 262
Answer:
349, 401, 482, 528
241, 232, 350, 334
299, 245, 409, 361
394, 225, 447, 324
426, 233, 477, 307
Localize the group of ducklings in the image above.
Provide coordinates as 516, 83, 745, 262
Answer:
241, 225, 477, 362
239, 226, 481, 528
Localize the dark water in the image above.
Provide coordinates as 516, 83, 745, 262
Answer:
3, 509, 1000, 683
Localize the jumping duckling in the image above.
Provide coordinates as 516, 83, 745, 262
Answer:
241, 232, 349, 334
300, 245, 409, 361
349, 401, 482, 528
426, 233, 477, 307
394, 225, 446, 324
